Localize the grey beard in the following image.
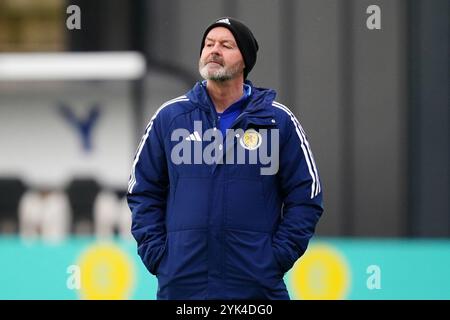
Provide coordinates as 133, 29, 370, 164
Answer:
199, 65, 232, 82
199, 61, 243, 82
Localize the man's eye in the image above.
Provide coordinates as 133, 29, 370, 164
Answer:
206, 43, 213, 47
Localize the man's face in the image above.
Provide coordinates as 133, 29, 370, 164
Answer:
199, 27, 245, 82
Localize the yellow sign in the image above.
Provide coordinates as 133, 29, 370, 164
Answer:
77, 242, 135, 300
290, 244, 350, 300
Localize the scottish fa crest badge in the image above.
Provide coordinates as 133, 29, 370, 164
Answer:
240, 129, 262, 150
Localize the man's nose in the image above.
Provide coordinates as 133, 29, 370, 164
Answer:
210, 43, 222, 55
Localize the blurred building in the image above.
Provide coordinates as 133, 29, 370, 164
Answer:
0, 0, 448, 239
0, 0, 66, 51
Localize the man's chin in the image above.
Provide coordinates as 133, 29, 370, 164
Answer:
201, 68, 225, 80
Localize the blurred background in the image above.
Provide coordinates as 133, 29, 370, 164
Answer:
0, 0, 448, 299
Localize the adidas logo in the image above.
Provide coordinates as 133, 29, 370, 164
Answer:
185, 131, 202, 142
216, 18, 231, 25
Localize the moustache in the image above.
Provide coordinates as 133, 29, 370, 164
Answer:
206, 56, 224, 66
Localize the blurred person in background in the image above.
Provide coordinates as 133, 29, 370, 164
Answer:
19, 186, 71, 243
94, 190, 132, 239
94, 190, 120, 238
127, 17, 323, 299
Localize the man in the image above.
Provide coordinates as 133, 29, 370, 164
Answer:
127, 17, 323, 300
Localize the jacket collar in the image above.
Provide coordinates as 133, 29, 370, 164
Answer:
186, 80, 277, 122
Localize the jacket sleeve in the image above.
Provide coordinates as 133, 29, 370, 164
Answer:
272, 113, 324, 274
127, 112, 169, 275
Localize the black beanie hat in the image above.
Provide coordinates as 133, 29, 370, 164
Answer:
200, 17, 259, 79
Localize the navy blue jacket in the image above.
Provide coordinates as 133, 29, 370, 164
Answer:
127, 81, 323, 300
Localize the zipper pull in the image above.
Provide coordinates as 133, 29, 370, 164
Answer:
215, 115, 221, 128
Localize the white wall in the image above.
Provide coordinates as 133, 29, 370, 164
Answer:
0, 81, 135, 190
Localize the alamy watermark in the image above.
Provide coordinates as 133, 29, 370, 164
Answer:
170, 121, 279, 175
66, 264, 81, 290
366, 264, 381, 290
66, 5, 81, 30
366, 5, 381, 30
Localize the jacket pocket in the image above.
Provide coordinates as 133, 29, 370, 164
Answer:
225, 229, 283, 288
156, 229, 208, 288
155, 235, 169, 276
270, 242, 285, 276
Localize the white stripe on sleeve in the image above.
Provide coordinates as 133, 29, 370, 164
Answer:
272, 101, 321, 198
128, 96, 189, 194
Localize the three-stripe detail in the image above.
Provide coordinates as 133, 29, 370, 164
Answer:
128, 95, 189, 194
272, 101, 321, 199
185, 131, 202, 141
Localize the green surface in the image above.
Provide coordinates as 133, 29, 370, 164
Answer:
1, 237, 449, 299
